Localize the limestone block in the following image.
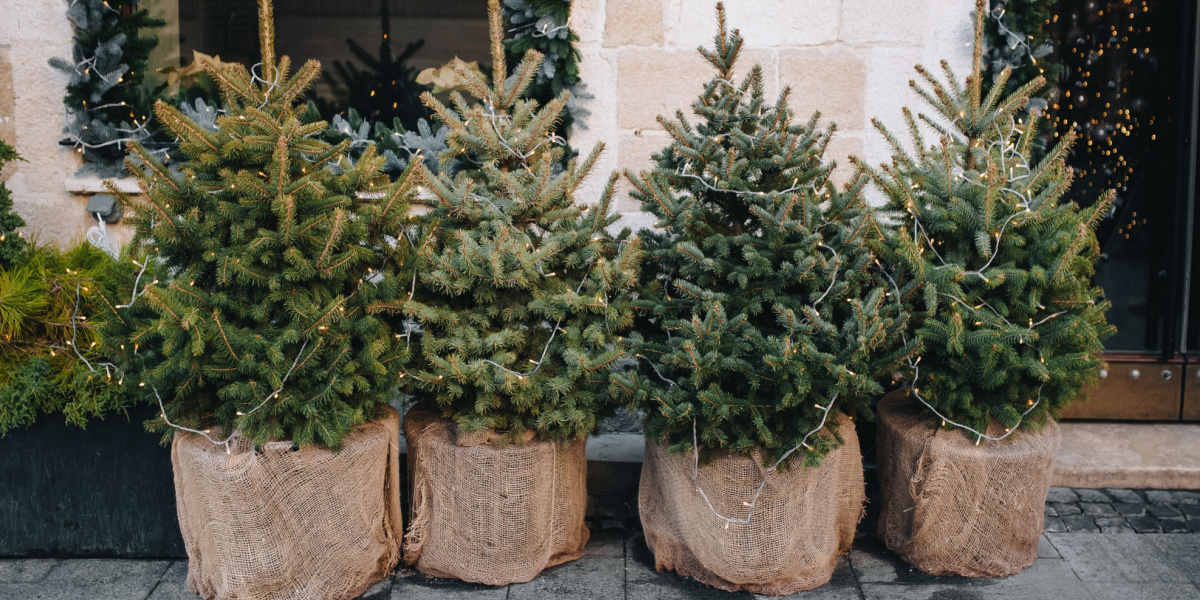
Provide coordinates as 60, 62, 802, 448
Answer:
839, 0, 925, 45
570, 48, 620, 210
617, 131, 670, 212
0, 46, 15, 180
571, 0, 607, 46
674, 0, 838, 48
605, 0, 664, 47
778, 47, 866, 132
617, 48, 775, 130
824, 131, 864, 188
862, 47, 923, 173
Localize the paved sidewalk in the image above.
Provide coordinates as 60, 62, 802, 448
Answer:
3, 487, 1199, 599
3, 530, 1199, 599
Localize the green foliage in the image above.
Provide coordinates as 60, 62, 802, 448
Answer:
404, 0, 640, 442
48, 0, 164, 176
105, 1, 420, 449
502, 0, 581, 100
0, 140, 28, 267
611, 4, 912, 466
859, 2, 1114, 438
0, 243, 131, 436
983, 0, 1059, 98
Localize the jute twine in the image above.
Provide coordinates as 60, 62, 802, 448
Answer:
402, 406, 588, 585
638, 412, 864, 595
876, 390, 1059, 577
171, 406, 403, 600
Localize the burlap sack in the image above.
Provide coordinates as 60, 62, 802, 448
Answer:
402, 407, 588, 585
876, 390, 1060, 577
639, 413, 864, 595
171, 406, 403, 600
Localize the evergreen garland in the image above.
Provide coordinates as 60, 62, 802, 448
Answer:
49, 0, 164, 176
611, 4, 911, 465
502, 0, 581, 100
983, 0, 1059, 102
0, 140, 28, 267
403, 0, 640, 442
859, 0, 1114, 439
103, 0, 420, 448
0, 243, 129, 436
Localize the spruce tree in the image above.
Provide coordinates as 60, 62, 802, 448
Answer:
403, 0, 640, 442
105, 0, 420, 448
0, 140, 28, 267
611, 4, 911, 465
858, 0, 1114, 439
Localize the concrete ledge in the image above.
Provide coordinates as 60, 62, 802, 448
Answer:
64, 175, 140, 194
588, 423, 1200, 491
1053, 422, 1200, 490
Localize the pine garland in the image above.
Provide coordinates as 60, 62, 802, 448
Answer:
611, 4, 911, 466
403, 0, 640, 442
49, 0, 164, 176
0, 243, 129, 436
859, 0, 1114, 439
101, 0, 421, 448
502, 0, 581, 100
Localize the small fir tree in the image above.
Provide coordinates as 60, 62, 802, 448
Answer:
857, 0, 1114, 439
0, 140, 28, 267
49, 0, 164, 176
106, 0, 420, 448
611, 4, 911, 465
403, 0, 640, 442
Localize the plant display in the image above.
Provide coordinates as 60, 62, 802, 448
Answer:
0, 140, 28, 267
0, 242, 129, 436
106, 0, 421, 448
49, 0, 163, 176
611, 5, 910, 465
859, 0, 1114, 440
403, 0, 640, 442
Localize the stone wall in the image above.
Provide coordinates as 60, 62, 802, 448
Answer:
570, 0, 975, 224
1, 0, 973, 246
0, 0, 106, 248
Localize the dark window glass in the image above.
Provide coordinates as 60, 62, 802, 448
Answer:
1048, 0, 1196, 354
172, 0, 490, 128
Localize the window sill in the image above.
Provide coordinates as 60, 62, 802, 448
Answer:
64, 175, 140, 195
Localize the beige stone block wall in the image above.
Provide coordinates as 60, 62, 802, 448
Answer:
1, 0, 96, 247
2, 0, 975, 247
571, 0, 975, 213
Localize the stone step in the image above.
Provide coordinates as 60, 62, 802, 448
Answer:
1053, 422, 1200, 489
575, 422, 1200, 490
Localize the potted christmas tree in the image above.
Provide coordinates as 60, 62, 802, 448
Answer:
858, 0, 1113, 578
103, 1, 416, 597
611, 4, 910, 594
399, 0, 640, 585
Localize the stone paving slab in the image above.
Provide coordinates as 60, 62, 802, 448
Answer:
9, 532, 1200, 599
5, 487, 1200, 599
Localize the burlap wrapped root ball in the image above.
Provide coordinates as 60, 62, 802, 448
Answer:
171, 406, 404, 600
639, 413, 864, 595
876, 391, 1060, 577
402, 407, 589, 585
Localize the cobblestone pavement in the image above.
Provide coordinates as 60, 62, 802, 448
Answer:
2, 489, 1197, 599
